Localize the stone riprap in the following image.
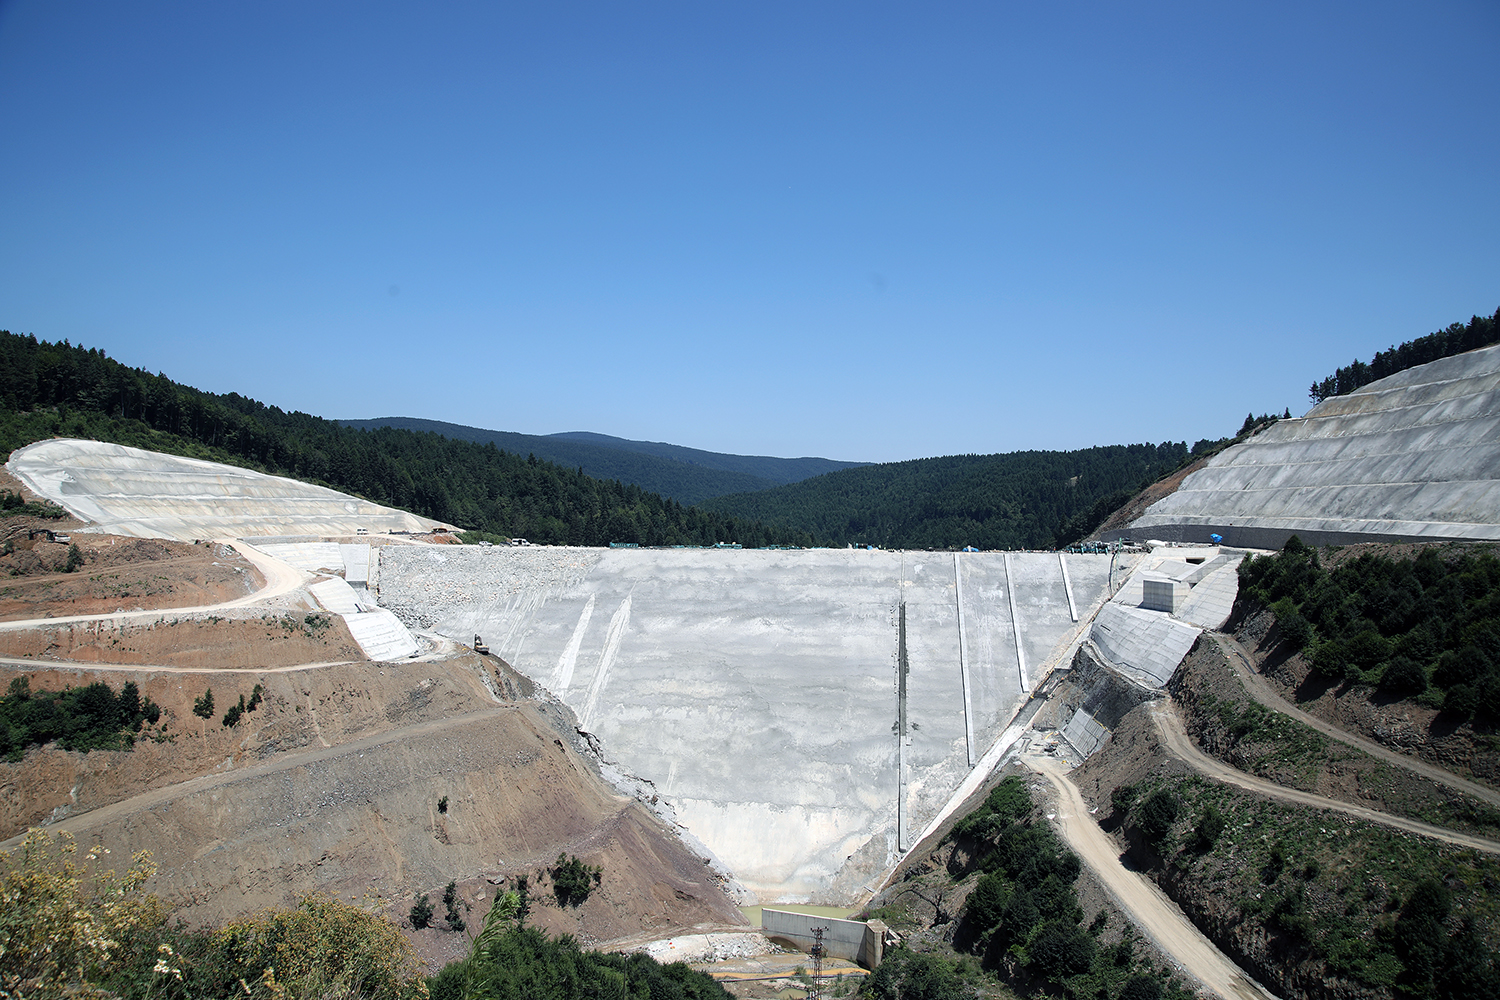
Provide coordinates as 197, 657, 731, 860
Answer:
376, 546, 1123, 902
1128, 343, 1500, 548
7, 439, 452, 541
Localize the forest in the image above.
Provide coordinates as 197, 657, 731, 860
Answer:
1307, 308, 1499, 402
703, 442, 1206, 551
1237, 538, 1500, 721
0, 330, 812, 548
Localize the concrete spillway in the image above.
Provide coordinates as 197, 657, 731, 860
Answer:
378, 546, 1121, 902
1129, 343, 1500, 548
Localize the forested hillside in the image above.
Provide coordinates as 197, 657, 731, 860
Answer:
0, 331, 812, 548
339, 417, 863, 505
1307, 308, 1498, 402
703, 443, 1201, 550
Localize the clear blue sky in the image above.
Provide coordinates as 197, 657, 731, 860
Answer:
2, 2, 1496, 464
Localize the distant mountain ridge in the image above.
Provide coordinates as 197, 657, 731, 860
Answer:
337, 417, 868, 505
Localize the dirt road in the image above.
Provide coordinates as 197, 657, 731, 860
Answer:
0, 539, 305, 633
0, 654, 353, 675
1210, 633, 1500, 808
1147, 701, 1500, 856
0, 705, 515, 852
1027, 755, 1278, 1000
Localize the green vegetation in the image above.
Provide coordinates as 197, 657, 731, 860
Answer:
0, 329, 812, 548
0, 489, 67, 519
192, 687, 215, 720
549, 853, 601, 908
1115, 773, 1500, 997
343, 417, 867, 506
442, 880, 467, 933
409, 893, 434, 930
1184, 649, 1500, 839
1, 830, 427, 1000
0, 676, 161, 760
705, 442, 1202, 550
219, 684, 263, 728
1308, 308, 1500, 403
879, 776, 1193, 1000
1237, 537, 1500, 722
427, 888, 729, 1000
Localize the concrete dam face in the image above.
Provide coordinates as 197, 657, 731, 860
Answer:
379, 547, 1122, 902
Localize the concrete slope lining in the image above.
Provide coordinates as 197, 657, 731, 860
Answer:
377, 546, 1120, 903
1128, 343, 1500, 548
7, 439, 452, 541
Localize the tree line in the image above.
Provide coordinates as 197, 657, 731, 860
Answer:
705, 442, 1202, 551
0, 330, 813, 548
1307, 308, 1499, 403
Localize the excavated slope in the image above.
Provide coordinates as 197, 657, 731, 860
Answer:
1129, 343, 1500, 547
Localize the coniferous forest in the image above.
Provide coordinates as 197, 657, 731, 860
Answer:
0, 330, 811, 548
1307, 308, 1498, 402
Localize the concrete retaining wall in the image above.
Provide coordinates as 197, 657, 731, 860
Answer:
761, 909, 887, 969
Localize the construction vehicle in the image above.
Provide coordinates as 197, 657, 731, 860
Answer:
473, 634, 489, 655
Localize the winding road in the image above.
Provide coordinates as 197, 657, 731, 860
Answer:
1028, 754, 1277, 1000
1210, 632, 1500, 809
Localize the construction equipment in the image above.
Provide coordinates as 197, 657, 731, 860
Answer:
473, 634, 489, 655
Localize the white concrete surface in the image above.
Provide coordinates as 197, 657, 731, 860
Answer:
377, 546, 1124, 902
7, 439, 452, 541
343, 608, 419, 661
1130, 344, 1500, 547
1089, 603, 1201, 687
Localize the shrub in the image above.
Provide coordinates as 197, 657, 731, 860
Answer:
550, 853, 601, 907
1193, 806, 1226, 852
1379, 656, 1427, 696
192, 688, 214, 720
0, 829, 164, 998
409, 894, 433, 930
197, 894, 426, 1000
442, 880, 466, 932
64, 543, 82, 573
1026, 918, 1095, 977
1119, 973, 1163, 1000
1134, 789, 1180, 850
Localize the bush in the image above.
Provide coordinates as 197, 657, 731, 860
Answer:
442, 880, 466, 932
196, 894, 426, 1000
1193, 806, 1226, 852
409, 894, 433, 930
1134, 789, 1180, 850
64, 543, 82, 572
192, 688, 214, 720
0, 829, 163, 998
1119, 973, 1163, 1000
1379, 656, 1428, 696
1026, 918, 1096, 977
550, 853, 601, 907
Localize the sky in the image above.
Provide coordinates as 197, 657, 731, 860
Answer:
1, 2, 1497, 465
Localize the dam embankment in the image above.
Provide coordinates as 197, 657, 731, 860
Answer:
377, 546, 1132, 903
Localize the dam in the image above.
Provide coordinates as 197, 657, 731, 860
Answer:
378, 545, 1127, 902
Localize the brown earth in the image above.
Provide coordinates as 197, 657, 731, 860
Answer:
0, 532, 261, 620
1, 649, 748, 968
0, 612, 363, 667
1093, 457, 1211, 538
0, 517, 749, 968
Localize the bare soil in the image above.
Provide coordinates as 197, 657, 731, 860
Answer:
0, 612, 363, 667
1093, 457, 1210, 538
0, 532, 261, 620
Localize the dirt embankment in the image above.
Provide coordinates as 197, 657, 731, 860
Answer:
2, 649, 748, 968
1170, 635, 1500, 840
0, 532, 261, 620
1230, 607, 1500, 792
0, 612, 363, 667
